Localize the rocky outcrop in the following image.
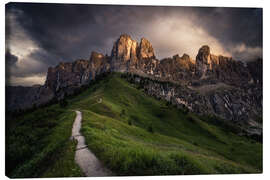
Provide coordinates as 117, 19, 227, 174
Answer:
89, 52, 111, 80
45, 52, 110, 95
45, 60, 91, 93
157, 54, 195, 82
111, 34, 138, 72
138, 38, 155, 59
194, 46, 253, 87
124, 74, 262, 136
195, 45, 211, 78
6, 34, 262, 137
110, 34, 157, 73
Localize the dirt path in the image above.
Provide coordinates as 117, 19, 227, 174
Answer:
71, 110, 112, 176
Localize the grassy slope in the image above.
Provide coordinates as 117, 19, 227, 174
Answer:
6, 72, 262, 177
41, 139, 83, 177
6, 105, 83, 178
68, 73, 262, 175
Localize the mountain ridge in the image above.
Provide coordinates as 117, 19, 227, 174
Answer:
45, 34, 260, 89
6, 34, 262, 136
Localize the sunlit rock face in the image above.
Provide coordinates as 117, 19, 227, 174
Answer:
111, 34, 138, 72
138, 38, 155, 59
110, 34, 159, 76
111, 34, 138, 62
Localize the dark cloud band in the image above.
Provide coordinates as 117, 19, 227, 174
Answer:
5, 3, 262, 86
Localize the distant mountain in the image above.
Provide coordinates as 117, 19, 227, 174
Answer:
6, 34, 262, 136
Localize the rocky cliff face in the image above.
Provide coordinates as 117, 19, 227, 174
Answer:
6, 34, 262, 136
45, 60, 91, 93
111, 34, 138, 72
194, 45, 253, 87
138, 38, 155, 59
123, 74, 262, 136
195, 45, 211, 78
157, 54, 195, 82
110, 34, 157, 73
6, 85, 54, 111
44, 52, 110, 96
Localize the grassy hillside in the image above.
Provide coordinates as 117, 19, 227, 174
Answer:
70, 73, 262, 175
6, 105, 83, 178
6, 72, 262, 177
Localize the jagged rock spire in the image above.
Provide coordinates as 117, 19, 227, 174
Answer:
111, 34, 138, 62
195, 45, 212, 78
196, 45, 211, 64
110, 34, 156, 71
111, 34, 155, 61
138, 37, 155, 59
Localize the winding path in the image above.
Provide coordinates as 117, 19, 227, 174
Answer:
71, 110, 112, 176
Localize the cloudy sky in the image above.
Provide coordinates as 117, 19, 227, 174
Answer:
5, 3, 262, 86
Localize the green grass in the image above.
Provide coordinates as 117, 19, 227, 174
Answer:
6, 72, 262, 177
70, 73, 262, 175
6, 105, 83, 178
41, 140, 84, 177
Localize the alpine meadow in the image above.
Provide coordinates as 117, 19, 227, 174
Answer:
5, 3, 262, 178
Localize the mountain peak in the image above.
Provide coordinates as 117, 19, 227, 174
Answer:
119, 33, 132, 39
110, 34, 156, 71
181, 53, 190, 61
138, 37, 155, 59
196, 45, 210, 62
111, 34, 138, 61
199, 45, 210, 52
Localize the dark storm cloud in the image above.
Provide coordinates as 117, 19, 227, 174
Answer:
6, 53, 47, 78
5, 50, 18, 66
13, 50, 58, 78
5, 50, 47, 86
5, 3, 262, 85
194, 7, 262, 48
6, 3, 167, 60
